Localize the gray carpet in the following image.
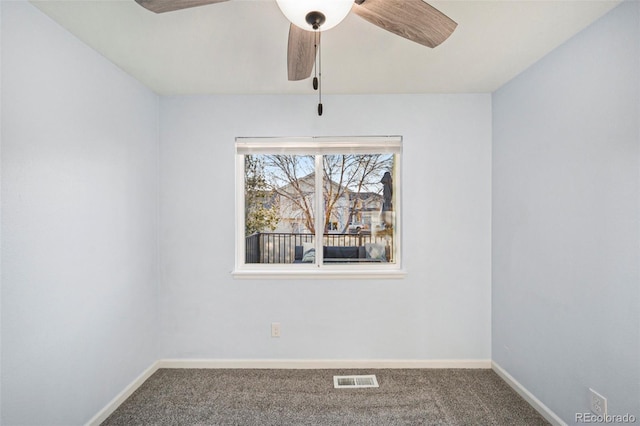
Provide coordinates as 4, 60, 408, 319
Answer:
101, 369, 550, 425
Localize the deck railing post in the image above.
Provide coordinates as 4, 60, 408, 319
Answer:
257, 232, 262, 263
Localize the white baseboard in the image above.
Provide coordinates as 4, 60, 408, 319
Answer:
158, 358, 492, 369
492, 361, 566, 426
85, 360, 161, 426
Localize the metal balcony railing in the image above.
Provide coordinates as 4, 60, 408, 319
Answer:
245, 232, 393, 264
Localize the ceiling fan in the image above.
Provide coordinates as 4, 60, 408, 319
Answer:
135, 0, 456, 114
135, 0, 457, 79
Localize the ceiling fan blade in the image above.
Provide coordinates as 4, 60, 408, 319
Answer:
135, 0, 228, 14
353, 0, 457, 48
287, 24, 318, 81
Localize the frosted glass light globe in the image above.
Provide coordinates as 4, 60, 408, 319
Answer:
275, 0, 353, 31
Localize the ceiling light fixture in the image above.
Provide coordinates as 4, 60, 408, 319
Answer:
276, 0, 353, 116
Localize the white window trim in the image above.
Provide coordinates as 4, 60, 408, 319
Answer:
233, 136, 405, 279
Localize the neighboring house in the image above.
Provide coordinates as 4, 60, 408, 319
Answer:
348, 192, 384, 233
271, 173, 383, 234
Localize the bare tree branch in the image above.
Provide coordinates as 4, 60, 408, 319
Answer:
258, 153, 393, 234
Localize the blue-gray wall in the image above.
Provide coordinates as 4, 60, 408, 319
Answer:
492, 1, 640, 422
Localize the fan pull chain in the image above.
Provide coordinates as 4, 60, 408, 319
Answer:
311, 31, 323, 116
313, 31, 319, 91
317, 31, 323, 116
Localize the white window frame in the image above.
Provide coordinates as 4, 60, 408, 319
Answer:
232, 136, 405, 279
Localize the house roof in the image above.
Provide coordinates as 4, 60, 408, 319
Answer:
276, 172, 348, 194
353, 192, 382, 201
276, 173, 383, 198
31, 0, 620, 95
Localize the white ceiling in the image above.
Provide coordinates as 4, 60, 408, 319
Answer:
31, 0, 621, 95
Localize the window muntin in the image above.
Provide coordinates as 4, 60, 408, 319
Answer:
235, 137, 402, 277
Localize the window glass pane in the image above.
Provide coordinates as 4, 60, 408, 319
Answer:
321, 154, 396, 265
244, 154, 315, 264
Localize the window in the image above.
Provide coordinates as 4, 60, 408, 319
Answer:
234, 136, 403, 278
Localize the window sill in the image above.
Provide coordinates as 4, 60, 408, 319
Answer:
231, 269, 407, 280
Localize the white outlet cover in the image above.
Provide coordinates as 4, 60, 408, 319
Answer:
271, 322, 281, 338
589, 388, 608, 416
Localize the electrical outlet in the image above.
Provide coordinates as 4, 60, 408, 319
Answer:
271, 322, 281, 338
589, 388, 607, 416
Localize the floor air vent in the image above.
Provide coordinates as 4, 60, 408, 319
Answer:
333, 375, 379, 389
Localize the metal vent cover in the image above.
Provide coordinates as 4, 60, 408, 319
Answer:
333, 374, 379, 389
